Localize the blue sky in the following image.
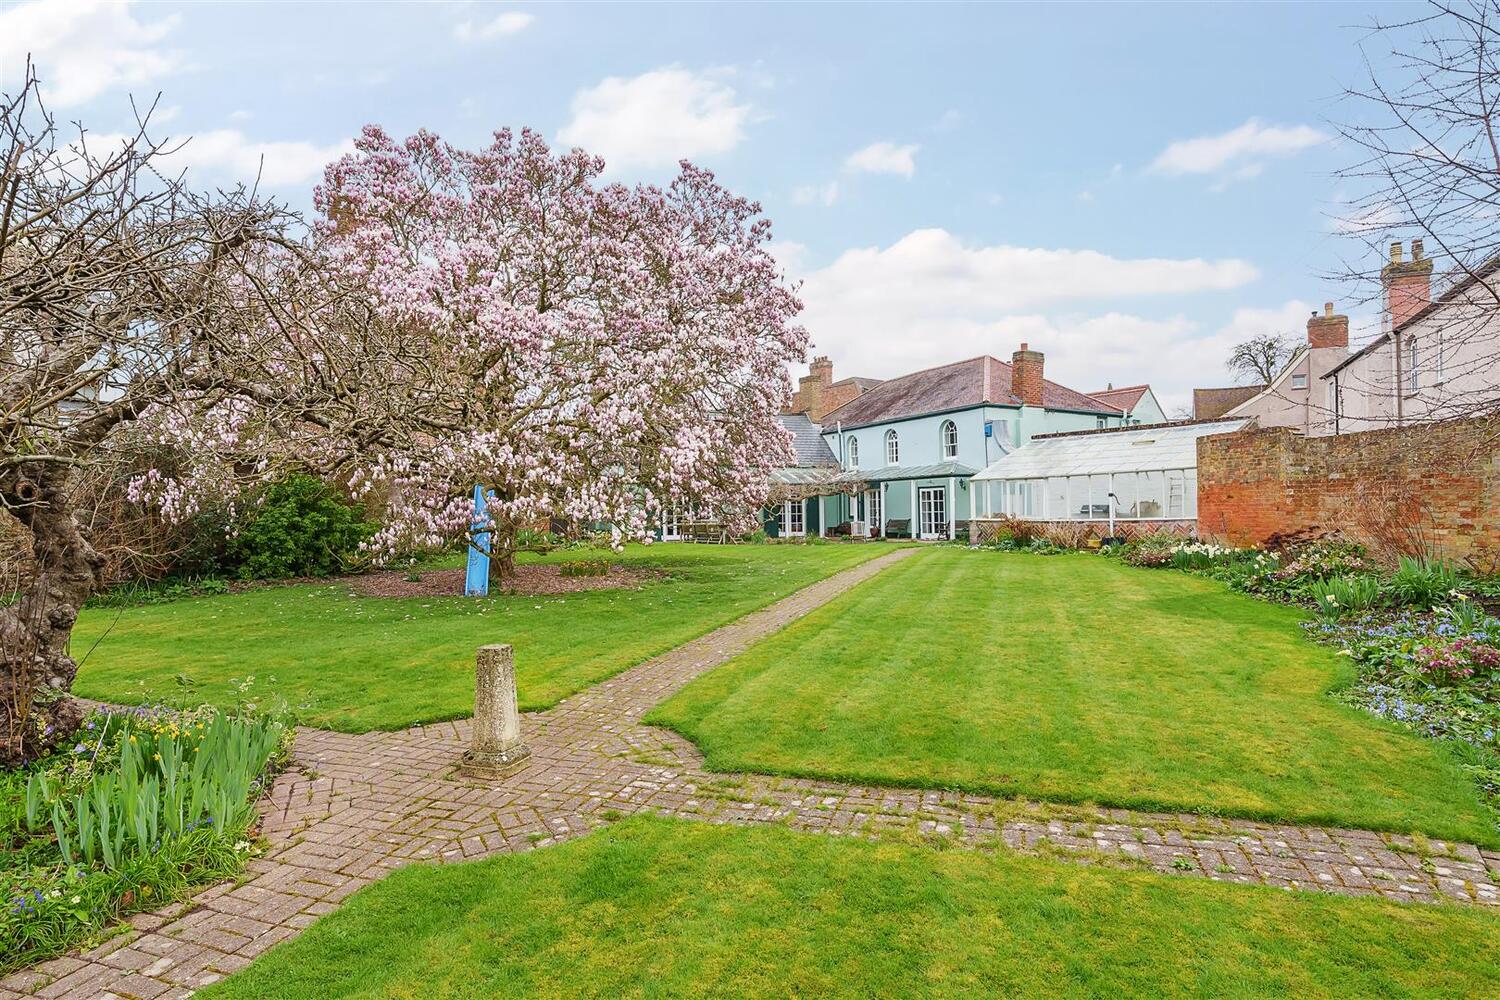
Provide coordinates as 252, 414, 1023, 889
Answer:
1, 1, 1418, 410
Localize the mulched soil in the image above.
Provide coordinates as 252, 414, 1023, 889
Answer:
345, 564, 659, 598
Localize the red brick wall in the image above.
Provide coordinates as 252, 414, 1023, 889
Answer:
1197, 416, 1500, 567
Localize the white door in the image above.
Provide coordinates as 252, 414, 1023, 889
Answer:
918, 486, 946, 539
661, 506, 682, 541
867, 489, 883, 536
782, 500, 805, 537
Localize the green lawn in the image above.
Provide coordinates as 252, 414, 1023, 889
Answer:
650, 549, 1499, 846
72, 543, 895, 732
198, 815, 1500, 1000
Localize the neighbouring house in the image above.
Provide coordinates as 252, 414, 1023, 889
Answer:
1193, 385, 1265, 420
785, 355, 882, 423
1215, 302, 1351, 436
794, 345, 1141, 540
1087, 383, 1168, 425
969, 418, 1247, 541
1323, 241, 1500, 434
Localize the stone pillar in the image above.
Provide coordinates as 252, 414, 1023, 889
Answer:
459, 644, 532, 779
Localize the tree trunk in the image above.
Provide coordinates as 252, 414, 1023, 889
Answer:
0, 466, 102, 766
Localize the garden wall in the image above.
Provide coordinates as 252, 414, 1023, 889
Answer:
1196, 416, 1500, 569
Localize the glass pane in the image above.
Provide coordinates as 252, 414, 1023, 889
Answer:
1166, 470, 1185, 518
1046, 477, 1067, 519
1185, 469, 1198, 519
1138, 471, 1164, 519
1067, 476, 1090, 520
1112, 472, 1138, 519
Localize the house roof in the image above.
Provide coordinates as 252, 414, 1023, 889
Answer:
821, 355, 1121, 429
972, 419, 1247, 481
1086, 384, 1152, 413
1193, 385, 1266, 419
777, 413, 839, 468
1391, 252, 1500, 333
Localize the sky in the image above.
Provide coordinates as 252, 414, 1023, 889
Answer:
0, 0, 1423, 412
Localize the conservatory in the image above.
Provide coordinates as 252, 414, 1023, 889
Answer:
968, 419, 1245, 525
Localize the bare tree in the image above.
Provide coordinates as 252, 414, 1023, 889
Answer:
0, 67, 311, 764
1328, 0, 1500, 430
1225, 333, 1295, 385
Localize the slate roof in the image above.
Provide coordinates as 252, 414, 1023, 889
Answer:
1086, 384, 1151, 413
777, 413, 839, 468
821, 356, 1121, 429
1193, 385, 1266, 420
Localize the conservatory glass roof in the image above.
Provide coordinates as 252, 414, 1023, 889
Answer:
971, 420, 1246, 480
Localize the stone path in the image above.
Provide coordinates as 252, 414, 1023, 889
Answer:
6, 544, 1499, 998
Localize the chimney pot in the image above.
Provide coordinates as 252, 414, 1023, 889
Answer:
1323, 302, 1333, 316
1412, 238, 1424, 260
1390, 241, 1403, 264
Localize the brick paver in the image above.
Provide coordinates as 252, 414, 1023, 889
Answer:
6, 544, 1498, 998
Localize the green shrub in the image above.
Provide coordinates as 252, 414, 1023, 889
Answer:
225, 475, 375, 580
1307, 575, 1385, 620
1389, 556, 1459, 610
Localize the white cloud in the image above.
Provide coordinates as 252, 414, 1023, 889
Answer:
558, 66, 749, 171
844, 141, 919, 177
83, 128, 352, 187
0, 0, 183, 107
453, 10, 534, 42
1150, 119, 1326, 179
786, 228, 1263, 412
793, 181, 839, 207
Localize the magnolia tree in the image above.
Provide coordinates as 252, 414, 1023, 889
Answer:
1, 69, 803, 764
307, 126, 804, 572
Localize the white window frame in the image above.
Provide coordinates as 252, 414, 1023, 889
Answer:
1290, 373, 1308, 389
847, 436, 859, 470
1408, 337, 1420, 392
885, 429, 899, 466
940, 420, 958, 460
867, 488, 882, 534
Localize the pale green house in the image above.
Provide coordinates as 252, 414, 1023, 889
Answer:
778, 346, 1150, 539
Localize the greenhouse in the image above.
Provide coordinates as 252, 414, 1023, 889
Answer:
969, 419, 1245, 523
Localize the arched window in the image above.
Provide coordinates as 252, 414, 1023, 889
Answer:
940, 420, 958, 460
847, 437, 859, 469
885, 429, 899, 465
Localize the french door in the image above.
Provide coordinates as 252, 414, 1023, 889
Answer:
661, 506, 682, 541
867, 489, 883, 536
918, 486, 947, 539
782, 500, 805, 537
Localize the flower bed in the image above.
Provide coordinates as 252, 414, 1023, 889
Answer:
0, 704, 292, 972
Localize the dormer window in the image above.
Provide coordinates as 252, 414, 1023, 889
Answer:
940, 420, 958, 460
885, 429, 899, 466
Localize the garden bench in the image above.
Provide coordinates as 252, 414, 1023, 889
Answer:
885, 519, 912, 539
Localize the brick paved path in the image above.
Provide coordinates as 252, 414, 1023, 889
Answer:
6, 544, 1499, 998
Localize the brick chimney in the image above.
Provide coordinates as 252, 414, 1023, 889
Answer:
795, 356, 832, 418
1382, 239, 1433, 330
1306, 301, 1349, 349
1010, 343, 1045, 407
